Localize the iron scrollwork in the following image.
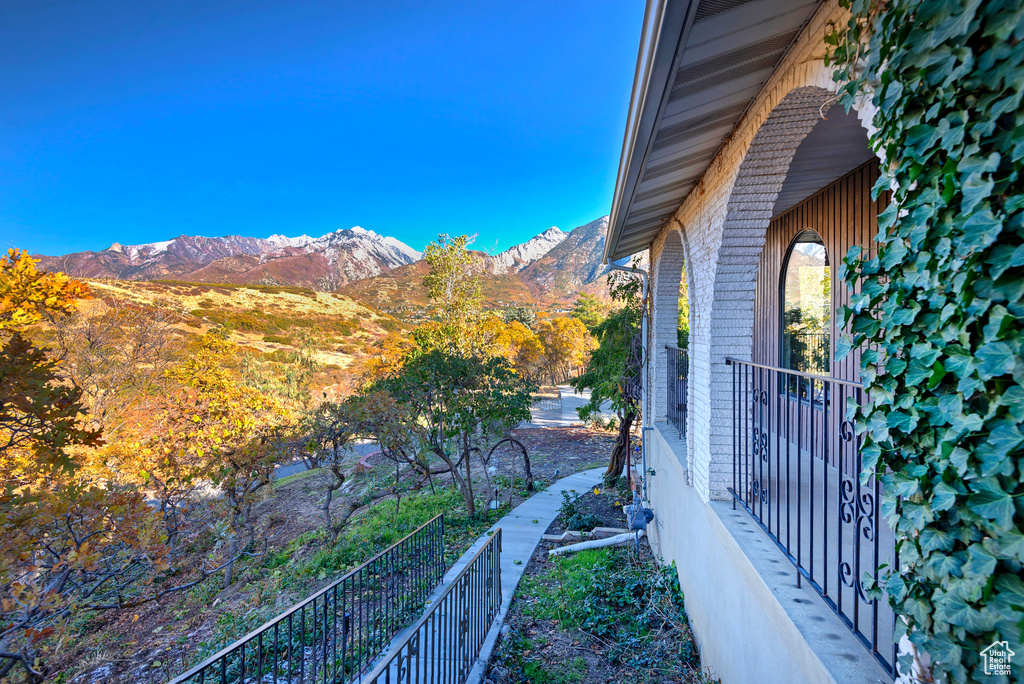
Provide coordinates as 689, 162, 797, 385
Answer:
838, 478, 876, 602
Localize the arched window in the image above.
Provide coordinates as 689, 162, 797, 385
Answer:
781, 230, 830, 376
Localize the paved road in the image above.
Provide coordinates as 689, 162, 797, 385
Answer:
272, 440, 379, 481
520, 386, 615, 428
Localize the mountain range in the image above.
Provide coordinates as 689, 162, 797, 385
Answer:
38, 227, 423, 290
36, 216, 610, 317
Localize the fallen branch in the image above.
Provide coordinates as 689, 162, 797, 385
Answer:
548, 530, 644, 557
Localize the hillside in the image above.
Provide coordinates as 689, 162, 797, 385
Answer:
82, 279, 406, 386
38, 216, 614, 324
484, 227, 567, 274
336, 258, 539, 322
326, 217, 612, 320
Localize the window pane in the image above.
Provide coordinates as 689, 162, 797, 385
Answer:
782, 230, 830, 375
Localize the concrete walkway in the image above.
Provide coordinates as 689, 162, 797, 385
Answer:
369, 467, 604, 683
464, 467, 604, 684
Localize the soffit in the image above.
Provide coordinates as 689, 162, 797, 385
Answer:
606, 0, 824, 262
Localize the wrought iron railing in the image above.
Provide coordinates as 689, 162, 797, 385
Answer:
170, 515, 445, 684
666, 346, 688, 437
362, 529, 502, 684
725, 358, 896, 677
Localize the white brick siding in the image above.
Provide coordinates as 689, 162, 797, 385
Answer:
645, 0, 880, 503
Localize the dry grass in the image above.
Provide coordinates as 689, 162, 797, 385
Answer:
81, 279, 400, 369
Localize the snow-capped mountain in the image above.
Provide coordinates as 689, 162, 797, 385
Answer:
485, 227, 567, 274
38, 227, 422, 288
37, 217, 613, 303
107, 234, 299, 264
338, 216, 613, 317
307, 227, 422, 267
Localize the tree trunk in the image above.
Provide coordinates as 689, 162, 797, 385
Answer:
604, 410, 635, 485
323, 482, 336, 539
463, 437, 476, 515
224, 530, 238, 588
521, 446, 535, 492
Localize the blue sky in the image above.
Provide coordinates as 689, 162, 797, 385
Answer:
0, 0, 643, 256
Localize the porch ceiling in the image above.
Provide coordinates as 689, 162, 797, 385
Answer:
605, 0, 824, 262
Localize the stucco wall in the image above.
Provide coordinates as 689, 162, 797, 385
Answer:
645, 425, 891, 684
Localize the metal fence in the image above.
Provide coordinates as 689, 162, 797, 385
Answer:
725, 358, 896, 677
170, 515, 446, 684
362, 529, 503, 684
666, 346, 688, 437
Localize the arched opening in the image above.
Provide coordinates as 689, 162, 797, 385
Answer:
746, 106, 878, 385
704, 89, 897, 672
648, 227, 689, 437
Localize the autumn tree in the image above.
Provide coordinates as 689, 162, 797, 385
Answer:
48, 298, 181, 437
1, 253, 298, 679
677, 269, 690, 348
482, 316, 545, 383
368, 349, 535, 514
0, 250, 160, 682
165, 333, 289, 587
303, 393, 401, 543
571, 270, 644, 484
420, 234, 483, 353
537, 317, 594, 385
360, 332, 417, 386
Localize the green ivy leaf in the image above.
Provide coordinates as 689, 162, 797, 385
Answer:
984, 423, 1024, 459
967, 478, 1015, 529
920, 525, 956, 552
943, 346, 974, 378
964, 543, 998, 577
961, 172, 995, 214
932, 553, 963, 578
931, 481, 959, 512
907, 358, 935, 386
996, 528, 1024, 562
975, 341, 1016, 379
906, 123, 941, 155
887, 409, 919, 433
992, 574, 1024, 613
958, 209, 1003, 253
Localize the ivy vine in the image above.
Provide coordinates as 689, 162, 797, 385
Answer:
827, 1, 1024, 681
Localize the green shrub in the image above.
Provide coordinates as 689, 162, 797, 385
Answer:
514, 548, 704, 679
558, 492, 603, 532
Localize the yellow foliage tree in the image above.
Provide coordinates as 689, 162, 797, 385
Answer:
0, 250, 165, 682
537, 317, 595, 385
480, 316, 545, 382
128, 333, 291, 587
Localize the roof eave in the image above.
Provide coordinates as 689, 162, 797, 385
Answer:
603, 0, 699, 265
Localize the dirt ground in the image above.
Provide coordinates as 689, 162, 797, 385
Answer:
497, 427, 613, 489
484, 488, 715, 684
